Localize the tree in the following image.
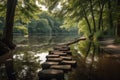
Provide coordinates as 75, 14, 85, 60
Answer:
2, 0, 17, 49
43, 0, 119, 38
117, 0, 120, 37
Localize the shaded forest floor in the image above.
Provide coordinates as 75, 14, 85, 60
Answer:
100, 38, 120, 54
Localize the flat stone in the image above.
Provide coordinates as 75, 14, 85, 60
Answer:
59, 47, 70, 51
62, 51, 72, 55
46, 58, 63, 62
53, 46, 70, 51
49, 51, 67, 56
41, 62, 59, 69
46, 54, 60, 58
60, 56, 72, 60
38, 69, 64, 80
61, 60, 77, 67
53, 45, 68, 49
50, 65, 71, 72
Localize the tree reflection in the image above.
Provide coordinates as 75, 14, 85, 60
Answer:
13, 49, 41, 80
69, 39, 120, 80
69, 40, 101, 80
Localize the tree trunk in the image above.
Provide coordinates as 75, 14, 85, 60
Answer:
2, 0, 17, 49
108, 0, 113, 28
90, 0, 96, 33
117, 0, 120, 37
82, 7, 92, 34
85, 41, 92, 59
101, 18, 104, 31
98, 1, 104, 30
108, 0, 115, 35
117, 22, 120, 37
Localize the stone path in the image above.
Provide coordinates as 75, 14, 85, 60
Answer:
100, 38, 120, 54
38, 45, 77, 80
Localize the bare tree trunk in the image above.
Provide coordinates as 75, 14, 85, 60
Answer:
2, 0, 17, 50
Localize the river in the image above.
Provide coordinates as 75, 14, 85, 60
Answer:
0, 34, 120, 80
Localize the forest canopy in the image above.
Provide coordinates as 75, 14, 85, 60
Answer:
41, 0, 120, 38
0, 0, 78, 37
0, 0, 120, 39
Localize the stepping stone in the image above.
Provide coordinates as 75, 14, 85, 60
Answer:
38, 69, 64, 80
55, 45, 67, 47
49, 51, 67, 56
41, 62, 59, 69
53, 45, 68, 49
62, 51, 72, 55
53, 46, 70, 51
58, 47, 70, 51
46, 54, 60, 58
46, 58, 63, 62
50, 65, 71, 72
49, 51, 63, 54
60, 56, 72, 60
61, 60, 77, 67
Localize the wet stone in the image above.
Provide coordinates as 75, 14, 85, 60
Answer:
58, 47, 70, 51
53, 45, 68, 49
60, 56, 72, 60
62, 51, 72, 55
46, 54, 60, 58
38, 69, 64, 80
46, 58, 63, 62
50, 65, 71, 72
41, 62, 59, 69
61, 60, 77, 67
49, 51, 67, 56
53, 46, 70, 51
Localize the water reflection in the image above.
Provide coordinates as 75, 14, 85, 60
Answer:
1, 35, 120, 80
69, 40, 120, 80
12, 35, 77, 80
0, 34, 78, 80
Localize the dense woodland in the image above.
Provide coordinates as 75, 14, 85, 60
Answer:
0, 0, 120, 51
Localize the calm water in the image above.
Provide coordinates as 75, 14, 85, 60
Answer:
0, 35, 120, 80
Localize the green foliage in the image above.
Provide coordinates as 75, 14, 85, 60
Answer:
44, 0, 119, 38
78, 19, 90, 36
0, 0, 42, 23
60, 17, 77, 29
28, 18, 51, 34
94, 31, 104, 41
0, 1, 6, 17
14, 26, 28, 35
28, 12, 78, 35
